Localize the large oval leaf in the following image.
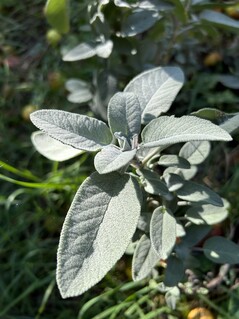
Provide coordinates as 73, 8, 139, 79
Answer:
124, 67, 184, 123
150, 206, 176, 260
108, 92, 141, 138
31, 131, 83, 161
141, 116, 232, 148
203, 236, 239, 264
179, 141, 211, 165
57, 172, 142, 298
30, 110, 112, 151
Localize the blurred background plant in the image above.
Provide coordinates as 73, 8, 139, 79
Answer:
1, 0, 239, 318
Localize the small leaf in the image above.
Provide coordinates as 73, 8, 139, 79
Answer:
164, 255, 184, 287
124, 67, 184, 123
139, 169, 170, 197
164, 173, 184, 192
94, 145, 136, 174
200, 10, 239, 32
121, 9, 160, 37
141, 116, 232, 148
179, 141, 211, 165
57, 172, 142, 298
31, 131, 83, 161
66, 79, 92, 104
95, 40, 113, 58
176, 181, 223, 207
203, 236, 239, 264
186, 199, 229, 225
30, 110, 112, 151
191, 108, 226, 121
108, 92, 141, 138
150, 206, 177, 259
182, 224, 211, 247
63, 43, 96, 61
45, 0, 70, 34
165, 286, 180, 310
158, 154, 190, 168
132, 235, 159, 281
137, 213, 152, 233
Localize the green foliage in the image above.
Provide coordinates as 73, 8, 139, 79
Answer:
30, 66, 238, 300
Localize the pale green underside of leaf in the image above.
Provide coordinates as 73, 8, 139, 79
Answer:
94, 145, 136, 174
56, 172, 142, 298
31, 131, 83, 161
124, 67, 184, 123
176, 181, 223, 207
63, 40, 113, 61
186, 199, 229, 225
141, 116, 232, 148
30, 110, 112, 151
132, 234, 159, 281
108, 92, 141, 137
45, 0, 70, 34
65, 79, 92, 104
150, 206, 176, 260
179, 141, 211, 165
220, 113, 239, 135
158, 154, 190, 169
203, 236, 239, 264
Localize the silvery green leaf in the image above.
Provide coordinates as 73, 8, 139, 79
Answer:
203, 236, 239, 264
30, 110, 112, 152
141, 116, 232, 148
138, 0, 174, 11
163, 173, 184, 192
94, 145, 136, 174
139, 168, 170, 197
57, 172, 142, 298
220, 113, 239, 135
95, 40, 113, 58
179, 141, 211, 165
121, 9, 160, 37
132, 234, 159, 281
186, 199, 229, 225
114, 0, 133, 8
200, 10, 239, 32
63, 42, 96, 61
163, 165, 198, 181
65, 79, 92, 104
218, 75, 239, 89
164, 255, 184, 287
124, 67, 184, 123
150, 206, 177, 259
158, 154, 190, 169
182, 224, 211, 247
176, 221, 186, 237
108, 92, 141, 138
31, 131, 83, 161
176, 181, 223, 207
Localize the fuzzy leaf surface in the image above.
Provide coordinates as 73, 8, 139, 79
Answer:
31, 131, 83, 161
108, 92, 141, 138
141, 116, 232, 148
150, 206, 176, 259
179, 141, 211, 165
176, 181, 223, 206
158, 154, 190, 168
94, 145, 136, 174
57, 172, 142, 298
186, 199, 229, 225
132, 235, 159, 281
124, 67, 184, 123
30, 110, 112, 151
203, 236, 239, 264
139, 169, 170, 196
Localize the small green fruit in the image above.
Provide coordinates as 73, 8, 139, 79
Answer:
46, 29, 62, 46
